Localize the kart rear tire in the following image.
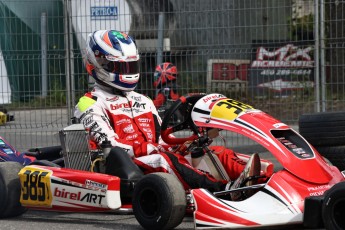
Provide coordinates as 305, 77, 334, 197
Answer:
132, 172, 186, 230
315, 146, 345, 171
299, 111, 345, 147
322, 181, 345, 230
0, 162, 27, 218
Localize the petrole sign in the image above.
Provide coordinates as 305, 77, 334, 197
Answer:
90, 6, 118, 20
249, 41, 314, 97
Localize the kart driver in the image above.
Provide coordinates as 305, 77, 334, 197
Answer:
152, 62, 180, 109
74, 30, 261, 195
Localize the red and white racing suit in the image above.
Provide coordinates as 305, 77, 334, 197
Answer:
74, 84, 246, 191
153, 86, 180, 109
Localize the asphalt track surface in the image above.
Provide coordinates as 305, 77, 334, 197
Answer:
1, 210, 192, 230
1, 109, 324, 230
1, 210, 317, 230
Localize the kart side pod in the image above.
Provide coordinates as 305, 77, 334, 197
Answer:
18, 165, 122, 211
304, 181, 345, 230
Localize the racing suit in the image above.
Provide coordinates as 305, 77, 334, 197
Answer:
74, 84, 246, 191
153, 84, 180, 109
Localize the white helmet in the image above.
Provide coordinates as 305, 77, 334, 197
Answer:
85, 30, 140, 91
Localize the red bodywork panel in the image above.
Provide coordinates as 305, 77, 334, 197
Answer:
18, 165, 122, 212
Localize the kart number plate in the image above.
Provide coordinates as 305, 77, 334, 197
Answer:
212, 99, 253, 121
19, 166, 53, 207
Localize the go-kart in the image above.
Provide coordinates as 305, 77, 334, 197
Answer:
160, 93, 345, 229
0, 93, 344, 230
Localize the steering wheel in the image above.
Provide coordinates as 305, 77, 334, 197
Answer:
160, 93, 206, 145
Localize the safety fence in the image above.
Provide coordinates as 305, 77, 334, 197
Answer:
0, 0, 344, 151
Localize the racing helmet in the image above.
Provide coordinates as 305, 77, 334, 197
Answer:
85, 30, 140, 91
153, 62, 177, 88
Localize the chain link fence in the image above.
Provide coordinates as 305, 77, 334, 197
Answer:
0, 0, 344, 151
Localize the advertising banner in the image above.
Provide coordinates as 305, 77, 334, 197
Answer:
249, 41, 314, 97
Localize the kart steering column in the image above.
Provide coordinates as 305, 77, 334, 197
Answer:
196, 134, 230, 181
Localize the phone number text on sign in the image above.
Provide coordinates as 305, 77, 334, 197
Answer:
260, 69, 312, 76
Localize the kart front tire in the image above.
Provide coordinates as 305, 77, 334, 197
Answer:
0, 162, 27, 218
322, 181, 345, 230
132, 172, 186, 230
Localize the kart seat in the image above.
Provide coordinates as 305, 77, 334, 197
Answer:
105, 147, 144, 202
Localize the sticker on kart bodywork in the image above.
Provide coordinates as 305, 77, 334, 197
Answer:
211, 99, 254, 121
19, 166, 53, 207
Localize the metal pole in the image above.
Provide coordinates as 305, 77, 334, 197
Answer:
64, 0, 72, 124
68, 0, 75, 108
314, 0, 320, 112
67, 0, 75, 107
320, 0, 326, 112
156, 12, 165, 66
41, 12, 47, 97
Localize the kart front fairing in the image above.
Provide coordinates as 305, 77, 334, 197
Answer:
190, 95, 344, 229
191, 95, 340, 184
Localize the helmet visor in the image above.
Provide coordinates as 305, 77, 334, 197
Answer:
98, 58, 140, 75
